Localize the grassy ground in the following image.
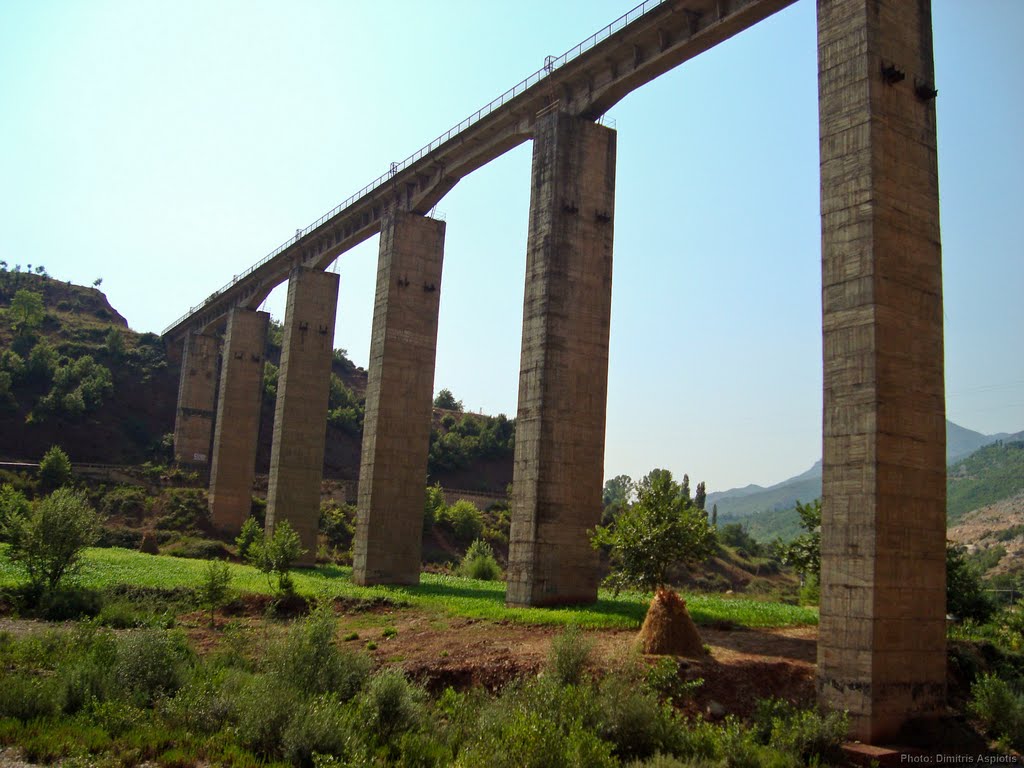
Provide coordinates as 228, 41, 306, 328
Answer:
0, 546, 818, 630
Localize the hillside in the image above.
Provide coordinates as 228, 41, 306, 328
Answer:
0, 271, 178, 464
0, 271, 513, 492
948, 492, 1024, 578
721, 435, 1024, 545
947, 440, 1024, 523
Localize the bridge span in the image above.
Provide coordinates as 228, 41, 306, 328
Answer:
164, 0, 948, 745
161, 0, 795, 341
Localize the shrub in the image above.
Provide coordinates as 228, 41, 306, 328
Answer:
155, 488, 209, 532
441, 499, 484, 542
99, 486, 149, 522
5, 488, 102, 593
164, 537, 231, 560
547, 624, 594, 686
266, 601, 370, 701
947, 544, 995, 622
456, 679, 616, 768
235, 516, 263, 559
0, 483, 30, 541
597, 673, 681, 762
282, 694, 358, 766
38, 586, 104, 621
645, 657, 702, 704
969, 673, 1024, 749
197, 560, 232, 626
113, 629, 193, 705
458, 539, 501, 581
95, 527, 144, 549
320, 501, 355, 555
248, 519, 306, 594
160, 668, 241, 735
424, 483, 447, 532
359, 669, 424, 744
235, 674, 302, 758
0, 673, 64, 721
38, 445, 73, 490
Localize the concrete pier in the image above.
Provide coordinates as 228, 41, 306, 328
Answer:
265, 267, 339, 565
353, 211, 446, 586
172, 331, 220, 466
506, 111, 616, 607
816, 0, 946, 743
208, 308, 269, 534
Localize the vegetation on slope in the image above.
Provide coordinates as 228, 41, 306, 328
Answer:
947, 440, 1024, 523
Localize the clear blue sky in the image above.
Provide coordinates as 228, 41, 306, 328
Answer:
1, 1, 1021, 491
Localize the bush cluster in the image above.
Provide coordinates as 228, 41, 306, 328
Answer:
0, 604, 854, 768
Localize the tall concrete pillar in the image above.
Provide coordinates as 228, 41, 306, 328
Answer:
208, 308, 269, 534
816, 0, 945, 743
353, 211, 445, 586
265, 267, 339, 566
506, 112, 616, 607
172, 331, 220, 466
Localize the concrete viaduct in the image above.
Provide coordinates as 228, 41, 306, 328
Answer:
162, 0, 946, 744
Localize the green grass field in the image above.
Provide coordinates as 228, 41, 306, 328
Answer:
0, 546, 818, 630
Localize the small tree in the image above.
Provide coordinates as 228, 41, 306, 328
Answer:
5, 488, 102, 594
7, 289, 44, 336
433, 388, 462, 411
38, 445, 73, 490
592, 469, 716, 595
247, 520, 305, 595
0, 484, 31, 541
235, 516, 263, 559
198, 560, 233, 627
592, 468, 715, 656
782, 499, 821, 583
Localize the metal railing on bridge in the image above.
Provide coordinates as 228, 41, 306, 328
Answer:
163, 0, 669, 336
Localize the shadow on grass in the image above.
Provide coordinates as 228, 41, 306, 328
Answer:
304, 564, 649, 627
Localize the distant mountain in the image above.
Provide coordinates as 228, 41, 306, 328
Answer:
712, 420, 1022, 524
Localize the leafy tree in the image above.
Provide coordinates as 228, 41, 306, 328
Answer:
782, 499, 821, 582
5, 488, 102, 593
439, 499, 484, 542
946, 544, 994, 622
592, 468, 717, 595
198, 560, 233, 627
0, 484, 31, 541
424, 483, 447, 532
38, 445, 72, 490
235, 517, 263, 560
262, 361, 279, 400
601, 474, 634, 524
7, 289, 44, 336
33, 355, 113, 419
327, 373, 364, 435
694, 481, 707, 511
433, 388, 462, 411
105, 327, 125, 359
247, 520, 306, 595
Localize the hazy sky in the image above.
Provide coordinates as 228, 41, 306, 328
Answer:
1, 1, 1021, 492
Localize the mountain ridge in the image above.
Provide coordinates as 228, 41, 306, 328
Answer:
710, 421, 1024, 521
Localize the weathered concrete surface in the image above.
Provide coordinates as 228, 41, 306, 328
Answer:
506, 111, 616, 607
173, 331, 219, 466
208, 308, 269, 534
816, 0, 946, 744
353, 212, 445, 586
265, 268, 339, 566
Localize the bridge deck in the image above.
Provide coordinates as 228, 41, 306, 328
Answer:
162, 0, 795, 341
